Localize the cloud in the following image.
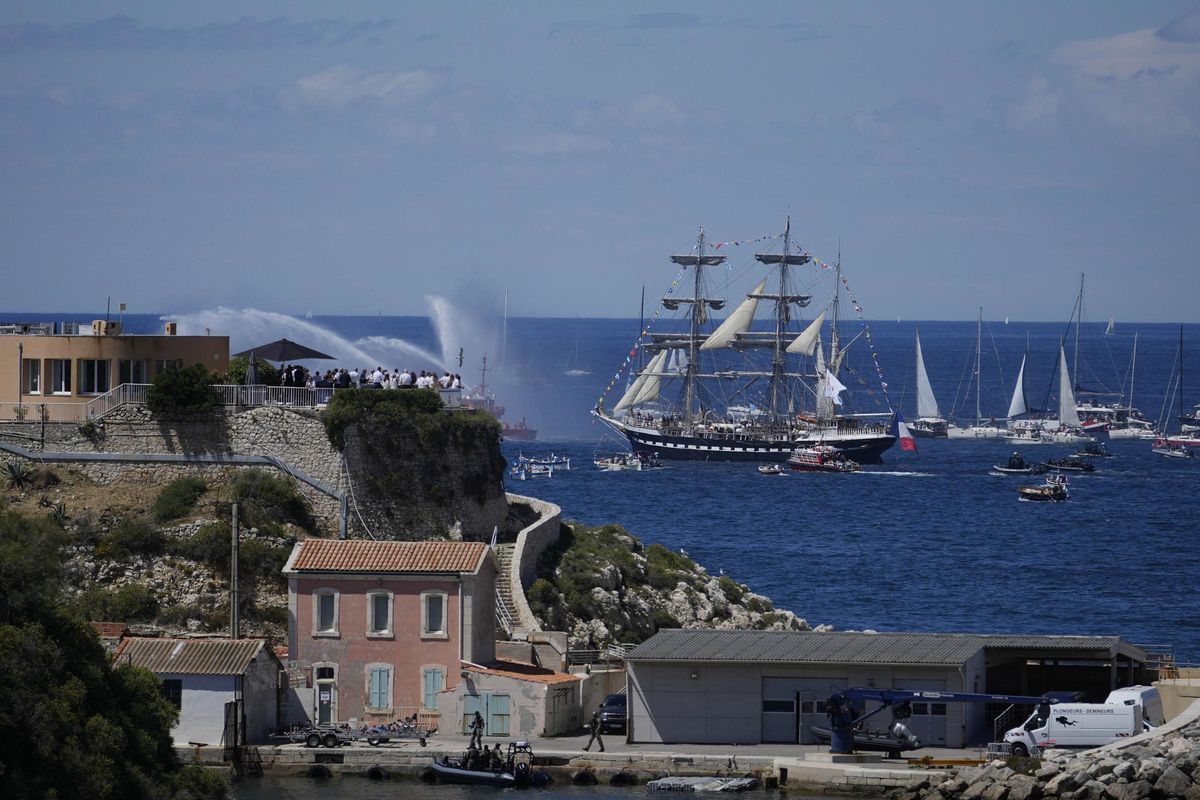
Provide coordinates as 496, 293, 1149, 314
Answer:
1010, 76, 1060, 131
280, 65, 444, 110
0, 15, 394, 52
1157, 6, 1200, 42
1050, 19, 1200, 140
509, 131, 611, 155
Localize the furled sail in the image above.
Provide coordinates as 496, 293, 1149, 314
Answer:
785, 310, 828, 356
914, 329, 940, 419
1007, 354, 1027, 419
614, 350, 667, 413
1057, 345, 1080, 426
700, 281, 766, 350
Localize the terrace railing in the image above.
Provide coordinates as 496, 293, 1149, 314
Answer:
0, 384, 463, 423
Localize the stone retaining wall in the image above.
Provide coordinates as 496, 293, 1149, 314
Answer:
505, 493, 562, 632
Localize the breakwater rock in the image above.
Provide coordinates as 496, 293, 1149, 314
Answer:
890, 714, 1200, 800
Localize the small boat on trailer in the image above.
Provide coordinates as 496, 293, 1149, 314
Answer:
428, 742, 549, 788
993, 452, 1046, 475
758, 464, 785, 476
1018, 473, 1069, 502
787, 444, 862, 473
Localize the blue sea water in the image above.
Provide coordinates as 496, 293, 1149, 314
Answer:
10, 311, 1198, 661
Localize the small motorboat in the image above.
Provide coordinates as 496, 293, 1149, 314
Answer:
510, 463, 553, 480
1074, 442, 1114, 459
428, 742, 549, 788
1018, 473, 1069, 502
758, 464, 785, 476
993, 452, 1046, 475
1041, 455, 1095, 473
810, 724, 920, 759
787, 445, 862, 473
1152, 438, 1195, 459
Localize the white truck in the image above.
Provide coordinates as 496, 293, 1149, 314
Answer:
1003, 686, 1161, 756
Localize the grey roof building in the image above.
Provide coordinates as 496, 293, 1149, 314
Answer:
624, 630, 1152, 747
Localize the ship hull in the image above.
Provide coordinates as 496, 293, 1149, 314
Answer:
614, 423, 895, 464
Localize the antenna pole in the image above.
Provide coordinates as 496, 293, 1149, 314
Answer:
231, 503, 240, 639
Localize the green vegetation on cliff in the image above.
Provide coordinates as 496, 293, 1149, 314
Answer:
528, 522, 809, 647
0, 510, 227, 799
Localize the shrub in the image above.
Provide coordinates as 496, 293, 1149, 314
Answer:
76, 584, 160, 622
169, 523, 231, 572
147, 363, 219, 414
98, 517, 166, 560
29, 468, 60, 490
718, 575, 745, 603
646, 543, 694, 589
229, 469, 315, 534
153, 476, 207, 522
223, 356, 279, 387
5, 461, 32, 489
322, 387, 447, 450
158, 604, 206, 626
249, 605, 288, 625
746, 595, 774, 614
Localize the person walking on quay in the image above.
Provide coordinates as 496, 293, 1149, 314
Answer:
583, 708, 605, 752
468, 710, 485, 749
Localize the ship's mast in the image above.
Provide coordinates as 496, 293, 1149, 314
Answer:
769, 220, 791, 418
975, 307, 982, 426
1073, 273, 1083, 395
685, 228, 706, 417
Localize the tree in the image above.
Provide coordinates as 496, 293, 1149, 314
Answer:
0, 511, 226, 799
147, 364, 219, 414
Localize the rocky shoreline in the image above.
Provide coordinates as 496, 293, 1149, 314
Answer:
891, 709, 1200, 800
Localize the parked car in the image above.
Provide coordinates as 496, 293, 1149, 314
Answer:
598, 694, 627, 733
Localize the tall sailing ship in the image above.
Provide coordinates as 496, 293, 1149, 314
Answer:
592, 220, 896, 463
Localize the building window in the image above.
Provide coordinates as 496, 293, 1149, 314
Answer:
156, 359, 184, 374
421, 591, 447, 638
50, 359, 71, 395
313, 590, 338, 636
315, 666, 335, 681
762, 699, 795, 713
161, 678, 182, 709
422, 667, 445, 710
367, 665, 392, 711
78, 359, 110, 395
367, 591, 392, 636
119, 359, 148, 385
21, 359, 41, 394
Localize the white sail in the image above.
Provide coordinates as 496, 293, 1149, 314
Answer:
914, 329, 940, 419
700, 281, 766, 350
1007, 354, 1027, 420
785, 310, 828, 356
1105, 317, 1115, 335
1058, 345, 1080, 427
613, 350, 666, 413
631, 350, 670, 406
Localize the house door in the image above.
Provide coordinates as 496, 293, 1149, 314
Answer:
317, 682, 336, 725
463, 693, 512, 736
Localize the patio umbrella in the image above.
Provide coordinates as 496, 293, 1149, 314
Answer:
233, 338, 335, 363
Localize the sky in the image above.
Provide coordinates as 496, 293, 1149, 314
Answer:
2, 1, 1199, 322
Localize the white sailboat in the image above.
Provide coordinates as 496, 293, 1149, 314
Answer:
1108, 332, 1157, 439
946, 309, 1007, 439
564, 336, 591, 377
910, 325, 947, 437
1003, 351, 1050, 445
1037, 344, 1093, 444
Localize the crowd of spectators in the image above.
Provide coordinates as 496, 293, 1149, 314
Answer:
275, 364, 462, 391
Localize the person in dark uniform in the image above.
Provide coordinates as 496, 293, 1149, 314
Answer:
468, 710, 485, 749
583, 708, 605, 752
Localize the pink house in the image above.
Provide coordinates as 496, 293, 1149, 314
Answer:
283, 539, 496, 727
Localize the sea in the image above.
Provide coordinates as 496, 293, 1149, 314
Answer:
8, 310, 1199, 666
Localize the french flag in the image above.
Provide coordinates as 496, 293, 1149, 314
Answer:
894, 411, 917, 453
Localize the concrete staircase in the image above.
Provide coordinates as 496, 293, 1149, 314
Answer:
493, 543, 519, 636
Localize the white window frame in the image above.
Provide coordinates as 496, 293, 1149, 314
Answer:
421, 665, 446, 710
366, 590, 393, 638
365, 663, 393, 713
22, 358, 41, 395
420, 590, 449, 639
312, 589, 339, 637
50, 359, 72, 395
77, 359, 110, 395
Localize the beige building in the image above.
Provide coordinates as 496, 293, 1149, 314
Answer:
2, 320, 228, 412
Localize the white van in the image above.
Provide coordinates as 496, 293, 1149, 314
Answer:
1004, 703, 1142, 756
1105, 686, 1163, 728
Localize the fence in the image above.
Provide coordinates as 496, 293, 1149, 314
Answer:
0, 384, 463, 423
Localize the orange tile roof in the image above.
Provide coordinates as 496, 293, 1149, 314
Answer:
91, 621, 128, 639
289, 539, 487, 574
466, 660, 583, 686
